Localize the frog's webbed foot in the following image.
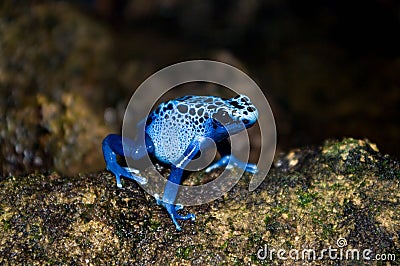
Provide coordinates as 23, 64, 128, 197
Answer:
154, 194, 195, 231
163, 202, 196, 231
244, 163, 258, 174
102, 134, 147, 187
205, 155, 258, 174
107, 163, 147, 188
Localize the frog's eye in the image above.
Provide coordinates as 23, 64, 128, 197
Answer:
213, 110, 232, 124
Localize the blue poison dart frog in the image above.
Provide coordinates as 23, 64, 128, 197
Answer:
102, 95, 258, 230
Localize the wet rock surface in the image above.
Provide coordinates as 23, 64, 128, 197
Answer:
1, 138, 398, 264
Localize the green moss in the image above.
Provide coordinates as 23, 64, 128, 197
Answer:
297, 190, 318, 208
322, 138, 361, 158
264, 215, 272, 226
274, 203, 290, 214
247, 233, 263, 247
149, 219, 161, 231
175, 245, 195, 260
321, 223, 334, 239
2, 219, 11, 231
220, 240, 228, 250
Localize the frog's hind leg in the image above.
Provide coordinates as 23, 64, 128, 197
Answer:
157, 140, 202, 230
161, 194, 196, 231
102, 134, 147, 187
157, 166, 196, 231
205, 139, 258, 174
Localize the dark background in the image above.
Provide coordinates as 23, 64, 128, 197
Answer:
80, 0, 400, 156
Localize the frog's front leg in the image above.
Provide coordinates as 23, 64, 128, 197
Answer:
102, 134, 149, 187
157, 140, 201, 231
205, 139, 258, 174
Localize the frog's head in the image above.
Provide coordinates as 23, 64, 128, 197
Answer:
211, 94, 258, 138
227, 94, 258, 128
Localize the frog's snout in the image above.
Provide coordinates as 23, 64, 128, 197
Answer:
229, 94, 258, 127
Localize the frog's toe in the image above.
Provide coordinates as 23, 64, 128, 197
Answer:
122, 167, 147, 185
162, 202, 195, 230
106, 164, 124, 188
123, 167, 140, 174
176, 213, 196, 221
245, 163, 258, 174
172, 219, 182, 231
206, 155, 258, 174
107, 163, 147, 187
154, 194, 162, 205
175, 204, 184, 211
169, 212, 195, 231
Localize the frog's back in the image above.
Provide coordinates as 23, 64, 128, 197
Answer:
145, 96, 223, 164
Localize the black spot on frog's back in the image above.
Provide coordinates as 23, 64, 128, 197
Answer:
177, 104, 188, 113
197, 108, 204, 116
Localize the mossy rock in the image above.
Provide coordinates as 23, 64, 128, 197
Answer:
0, 138, 399, 264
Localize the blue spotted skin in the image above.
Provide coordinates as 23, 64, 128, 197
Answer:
102, 94, 258, 230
